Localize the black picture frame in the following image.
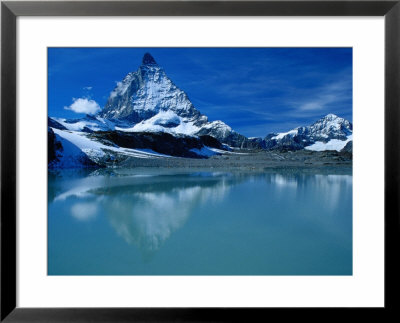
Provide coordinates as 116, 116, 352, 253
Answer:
1, 0, 399, 321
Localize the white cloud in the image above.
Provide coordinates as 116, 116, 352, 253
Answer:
64, 98, 101, 115
70, 202, 98, 221
83, 86, 93, 90
294, 79, 352, 112
298, 95, 335, 111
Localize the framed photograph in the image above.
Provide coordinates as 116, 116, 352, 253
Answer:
1, 0, 399, 321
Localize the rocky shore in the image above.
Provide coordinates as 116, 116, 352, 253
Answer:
109, 149, 352, 169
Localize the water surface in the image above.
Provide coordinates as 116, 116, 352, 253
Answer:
48, 168, 352, 275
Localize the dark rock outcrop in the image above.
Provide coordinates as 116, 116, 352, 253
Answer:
341, 141, 353, 153
89, 131, 227, 159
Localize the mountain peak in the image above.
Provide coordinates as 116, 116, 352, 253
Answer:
315, 114, 352, 128
142, 52, 157, 65
323, 113, 339, 120
325, 113, 339, 119
312, 113, 351, 131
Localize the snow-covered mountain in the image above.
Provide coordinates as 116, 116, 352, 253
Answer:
264, 114, 353, 152
100, 53, 203, 124
53, 53, 247, 147
48, 53, 353, 168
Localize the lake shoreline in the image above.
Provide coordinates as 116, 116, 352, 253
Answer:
113, 149, 352, 169
49, 153, 352, 181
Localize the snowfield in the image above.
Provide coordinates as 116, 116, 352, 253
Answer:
115, 110, 201, 136
53, 116, 116, 132
305, 135, 353, 152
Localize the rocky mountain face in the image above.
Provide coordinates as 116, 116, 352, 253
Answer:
263, 114, 353, 152
51, 53, 251, 148
341, 140, 353, 153
100, 53, 203, 124
93, 53, 246, 147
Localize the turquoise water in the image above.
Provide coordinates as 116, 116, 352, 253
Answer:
48, 168, 352, 275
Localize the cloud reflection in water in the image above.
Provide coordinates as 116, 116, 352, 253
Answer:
49, 169, 352, 260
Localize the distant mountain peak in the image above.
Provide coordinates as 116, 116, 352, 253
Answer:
318, 113, 349, 123
142, 52, 158, 66
323, 113, 339, 119
312, 113, 352, 131
264, 113, 353, 151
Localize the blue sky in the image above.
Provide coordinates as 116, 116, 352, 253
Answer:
48, 47, 352, 137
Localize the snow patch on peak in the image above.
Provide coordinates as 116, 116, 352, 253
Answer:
202, 120, 232, 132
323, 113, 340, 120
116, 110, 201, 135
315, 113, 347, 125
272, 129, 299, 140
152, 110, 181, 127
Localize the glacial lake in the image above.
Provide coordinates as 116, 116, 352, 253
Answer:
48, 168, 352, 275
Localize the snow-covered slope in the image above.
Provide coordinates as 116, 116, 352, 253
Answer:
53, 128, 173, 160
264, 114, 353, 151
115, 110, 201, 135
48, 126, 228, 168
48, 128, 98, 168
52, 115, 117, 132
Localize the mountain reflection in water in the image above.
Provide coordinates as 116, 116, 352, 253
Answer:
50, 170, 233, 255
48, 168, 352, 275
